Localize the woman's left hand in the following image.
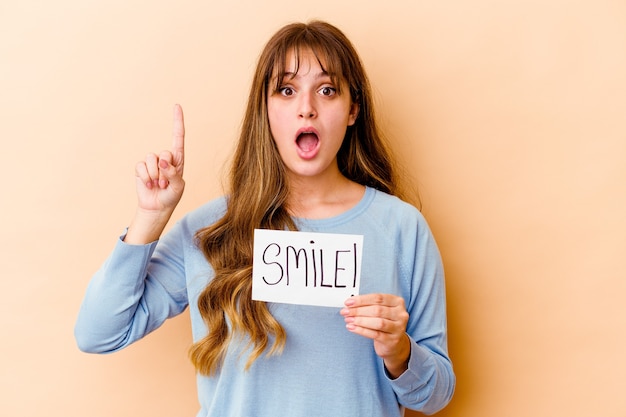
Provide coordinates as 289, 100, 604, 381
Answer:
340, 293, 411, 378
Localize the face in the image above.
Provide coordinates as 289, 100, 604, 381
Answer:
267, 48, 359, 183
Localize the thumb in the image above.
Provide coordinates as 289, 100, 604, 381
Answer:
159, 158, 185, 191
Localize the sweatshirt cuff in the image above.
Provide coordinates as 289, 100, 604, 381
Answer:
385, 334, 436, 395
118, 228, 160, 247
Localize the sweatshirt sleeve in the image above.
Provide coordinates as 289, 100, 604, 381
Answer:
386, 212, 455, 414
74, 226, 189, 354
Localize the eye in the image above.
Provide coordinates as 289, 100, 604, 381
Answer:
318, 86, 336, 97
278, 86, 295, 97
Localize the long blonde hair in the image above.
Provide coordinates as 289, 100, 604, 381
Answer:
190, 20, 406, 375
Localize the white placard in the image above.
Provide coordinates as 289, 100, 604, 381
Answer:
252, 229, 363, 307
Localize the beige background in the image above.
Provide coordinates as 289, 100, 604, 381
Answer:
2, 0, 625, 416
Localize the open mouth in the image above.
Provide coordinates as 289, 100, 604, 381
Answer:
296, 131, 319, 152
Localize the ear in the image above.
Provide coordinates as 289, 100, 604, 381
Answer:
347, 102, 360, 126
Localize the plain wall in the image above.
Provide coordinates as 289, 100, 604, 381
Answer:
1, 0, 625, 416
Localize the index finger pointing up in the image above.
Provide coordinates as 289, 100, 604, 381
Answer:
171, 104, 185, 175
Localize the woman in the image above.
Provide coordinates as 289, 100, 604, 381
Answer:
75, 20, 455, 416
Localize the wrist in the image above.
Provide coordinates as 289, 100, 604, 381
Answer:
124, 208, 174, 244
383, 334, 411, 379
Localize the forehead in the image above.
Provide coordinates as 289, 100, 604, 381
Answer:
270, 46, 343, 87
284, 48, 325, 72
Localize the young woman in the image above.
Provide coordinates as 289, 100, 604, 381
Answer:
75, 20, 455, 416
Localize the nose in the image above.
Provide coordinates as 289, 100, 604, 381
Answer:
298, 92, 317, 119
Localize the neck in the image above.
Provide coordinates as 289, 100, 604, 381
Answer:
286, 171, 365, 219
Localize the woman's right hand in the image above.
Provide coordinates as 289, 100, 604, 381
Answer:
124, 104, 186, 244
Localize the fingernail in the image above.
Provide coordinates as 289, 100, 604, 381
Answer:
344, 298, 355, 307
159, 159, 169, 169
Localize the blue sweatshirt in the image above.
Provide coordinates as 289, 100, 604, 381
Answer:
75, 187, 455, 416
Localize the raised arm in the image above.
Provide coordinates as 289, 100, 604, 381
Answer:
75, 104, 189, 353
